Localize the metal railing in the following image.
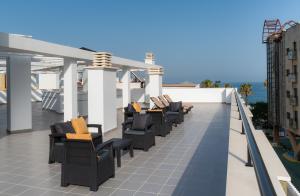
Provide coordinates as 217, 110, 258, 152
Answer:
234, 90, 276, 196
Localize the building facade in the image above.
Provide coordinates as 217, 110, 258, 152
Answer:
284, 24, 300, 135
266, 23, 300, 139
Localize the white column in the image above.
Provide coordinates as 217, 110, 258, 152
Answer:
63, 59, 78, 121
144, 75, 150, 104
7, 55, 32, 132
87, 67, 117, 133
121, 69, 131, 107
148, 72, 163, 108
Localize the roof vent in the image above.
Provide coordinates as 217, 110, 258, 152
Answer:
145, 52, 155, 65
93, 52, 112, 67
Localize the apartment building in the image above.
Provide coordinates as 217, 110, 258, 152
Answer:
265, 22, 300, 139
284, 24, 300, 135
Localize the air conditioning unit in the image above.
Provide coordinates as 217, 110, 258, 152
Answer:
290, 97, 298, 106
288, 50, 297, 60
288, 73, 297, 83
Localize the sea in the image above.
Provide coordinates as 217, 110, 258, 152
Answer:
230, 82, 266, 104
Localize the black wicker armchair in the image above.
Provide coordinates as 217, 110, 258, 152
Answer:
61, 139, 115, 191
146, 109, 172, 137
122, 113, 155, 151
48, 122, 102, 164
150, 97, 184, 125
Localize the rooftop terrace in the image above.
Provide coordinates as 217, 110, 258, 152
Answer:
0, 103, 230, 196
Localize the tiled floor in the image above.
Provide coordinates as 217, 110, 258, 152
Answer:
0, 103, 230, 196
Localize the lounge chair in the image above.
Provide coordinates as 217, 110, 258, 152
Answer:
150, 97, 183, 124
158, 95, 188, 114
61, 135, 115, 191
163, 94, 193, 112
122, 113, 155, 151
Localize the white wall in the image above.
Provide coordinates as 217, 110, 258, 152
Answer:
39, 73, 59, 90
162, 87, 233, 103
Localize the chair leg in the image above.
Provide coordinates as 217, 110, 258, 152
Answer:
129, 144, 134, 158
90, 185, 98, 192
116, 149, 121, 167
48, 138, 55, 164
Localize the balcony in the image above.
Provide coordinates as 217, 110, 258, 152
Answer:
290, 96, 298, 106
288, 73, 297, 83
289, 119, 298, 130
288, 50, 297, 60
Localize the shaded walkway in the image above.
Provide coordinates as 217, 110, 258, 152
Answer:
0, 102, 63, 138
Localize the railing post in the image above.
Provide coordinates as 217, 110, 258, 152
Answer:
245, 145, 253, 167
241, 124, 245, 134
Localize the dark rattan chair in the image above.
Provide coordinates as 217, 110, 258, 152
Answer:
146, 109, 172, 137
48, 122, 102, 164
122, 113, 155, 151
61, 139, 115, 191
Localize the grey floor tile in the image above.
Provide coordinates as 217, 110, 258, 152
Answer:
101, 179, 123, 189
139, 183, 162, 194
2, 185, 30, 195
42, 190, 66, 196
128, 174, 149, 182
146, 175, 168, 184
134, 191, 156, 196
159, 185, 176, 195
119, 180, 144, 191
19, 188, 46, 196
89, 187, 114, 196
111, 189, 135, 196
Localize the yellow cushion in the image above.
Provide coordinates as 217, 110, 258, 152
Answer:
132, 102, 142, 113
71, 117, 89, 134
66, 133, 92, 141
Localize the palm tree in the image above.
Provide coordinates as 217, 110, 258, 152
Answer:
224, 83, 232, 88
214, 81, 221, 88
201, 79, 213, 88
239, 83, 253, 105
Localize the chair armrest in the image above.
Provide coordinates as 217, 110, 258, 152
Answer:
122, 121, 133, 131
87, 124, 102, 134
95, 140, 113, 152
147, 123, 154, 130
49, 133, 66, 138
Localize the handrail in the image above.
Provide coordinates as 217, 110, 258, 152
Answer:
234, 90, 276, 196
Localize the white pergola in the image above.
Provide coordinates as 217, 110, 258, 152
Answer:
0, 33, 164, 133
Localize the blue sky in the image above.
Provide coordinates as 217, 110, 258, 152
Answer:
1, 0, 300, 83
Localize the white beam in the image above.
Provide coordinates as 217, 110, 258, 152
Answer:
0, 33, 162, 70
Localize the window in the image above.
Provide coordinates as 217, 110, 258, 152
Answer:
294, 88, 298, 98
294, 41, 297, 51
287, 48, 290, 55
287, 112, 291, 119
287, 91, 291, 98
287, 69, 290, 76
